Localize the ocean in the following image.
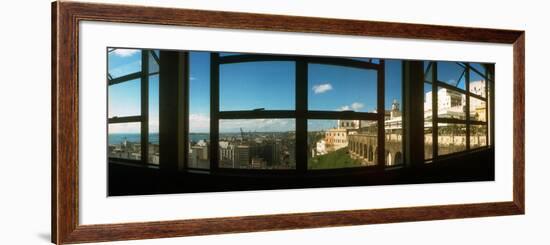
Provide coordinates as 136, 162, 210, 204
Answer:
108, 133, 211, 145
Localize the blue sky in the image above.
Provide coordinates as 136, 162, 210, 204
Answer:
108, 49, 442, 133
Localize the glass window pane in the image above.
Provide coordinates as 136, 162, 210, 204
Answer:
189, 52, 211, 169
308, 63, 377, 112
437, 123, 467, 155
149, 50, 159, 74
437, 61, 466, 90
470, 125, 488, 149
469, 63, 487, 98
219, 119, 296, 169
385, 60, 403, 166
108, 78, 141, 118
437, 87, 466, 120
108, 48, 142, 79
108, 122, 141, 160
424, 83, 433, 160
220, 61, 295, 111
470, 97, 487, 122
148, 74, 159, 165
308, 120, 377, 169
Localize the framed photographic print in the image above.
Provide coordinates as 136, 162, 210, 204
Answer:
52, 1, 525, 244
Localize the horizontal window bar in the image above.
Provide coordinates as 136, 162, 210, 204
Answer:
214, 168, 299, 175
435, 146, 491, 160
435, 80, 487, 100
217, 110, 380, 120
305, 57, 381, 70
469, 120, 487, 125
469, 92, 486, 101
217, 54, 297, 64
217, 54, 381, 70
218, 110, 296, 119
108, 71, 142, 86
108, 115, 142, 123
435, 80, 467, 93
437, 117, 468, 124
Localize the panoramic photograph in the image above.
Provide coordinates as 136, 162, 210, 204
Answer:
107, 48, 494, 196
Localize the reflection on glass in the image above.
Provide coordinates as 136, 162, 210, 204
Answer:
437, 61, 466, 90
108, 122, 141, 160
308, 120, 377, 169
108, 48, 142, 79
219, 119, 296, 169
108, 78, 141, 118
469, 63, 487, 98
470, 125, 488, 149
424, 126, 433, 160
148, 74, 159, 165
385, 60, 403, 165
436, 86, 466, 119
308, 63, 377, 112
437, 123, 467, 155
470, 97, 487, 122
188, 52, 211, 169
220, 61, 295, 111
424, 61, 434, 83
424, 83, 433, 159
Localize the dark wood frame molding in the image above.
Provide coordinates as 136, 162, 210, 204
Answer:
52, 1, 525, 244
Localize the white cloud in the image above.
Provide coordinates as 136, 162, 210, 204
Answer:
189, 114, 210, 132
109, 122, 140, 134
220, 119, 294, 133
351, 102, 364, 111
112, 49, 139, 57
339, 105, 351, 111
190, 76, 197, 81
149, 117, 159, 133
312, 83, 333, 94
338, 102, 364, 111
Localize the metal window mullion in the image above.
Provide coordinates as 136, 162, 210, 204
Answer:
432, 62, 438, 159
468, 92, 485, 101
296, 59, 308, 173
377, 60, 385, 166
487, 64, 493, 146
210, 53, 220, 171
435, 80, 467, 94
217, 54, 381, 71
465, 64, 471, 150
108, 116, 142, 124
180, 52, 189, 170
305, 57, 381, 70
141, 50, 149, 164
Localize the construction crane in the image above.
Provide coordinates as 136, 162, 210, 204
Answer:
240, 127, 246, 141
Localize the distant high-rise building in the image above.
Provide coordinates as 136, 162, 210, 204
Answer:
235, 145, 251, 168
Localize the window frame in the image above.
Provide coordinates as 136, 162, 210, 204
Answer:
207, 52, 387, 174
424, 61, 492, 161
107, 49, 494, 171
107, 48, 160, 166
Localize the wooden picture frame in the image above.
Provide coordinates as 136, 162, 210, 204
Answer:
52, 1, 525, 244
